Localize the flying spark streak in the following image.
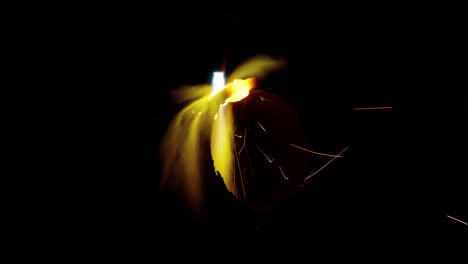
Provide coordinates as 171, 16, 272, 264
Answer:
289, 143, 343, 158
258, 122, 267, 133
278, 166, 289, 180
233, 139, 247, 199
447, 215, 468, 226
304, 146, 350, 182
352, 107, 392, 111
256, 145, 274, 163
259, 96, 272, 102
237, 128, 247, 155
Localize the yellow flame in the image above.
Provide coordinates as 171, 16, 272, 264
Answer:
160, 77, 254, 213
223, 78, 256, 105
210, 76, 255, 198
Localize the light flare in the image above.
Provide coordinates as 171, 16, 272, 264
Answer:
210, 71, 225, 97
210, 73, 256, 197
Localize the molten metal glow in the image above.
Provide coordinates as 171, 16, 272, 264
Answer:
211, 75, 255, 197
160, 75, 255, 211
223, 78, 255, 105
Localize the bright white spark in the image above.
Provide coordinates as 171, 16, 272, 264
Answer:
211, 71, 225, 97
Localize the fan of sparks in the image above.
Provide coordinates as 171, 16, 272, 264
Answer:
160, 55, 348, 212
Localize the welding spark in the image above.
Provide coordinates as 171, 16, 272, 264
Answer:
256, 145, 275, 163
278, 166, 289, 180
237, 128, 247, 155
304, 146, 350, 182
259, 96, 272, 103
161, 55, 286, 211
257, 122, 267, 133
289, 143, 343, 158
447, 215, 468, 226
352, 107, 392, 111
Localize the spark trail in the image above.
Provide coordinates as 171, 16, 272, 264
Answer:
304, 146, 350, 182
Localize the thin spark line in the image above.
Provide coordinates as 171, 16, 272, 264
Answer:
233, 137, 246, 199
256, 145, 274, 163
259, 96, 272, 102
231, 135, 240, 197
289, 143, 342, 158
447, 215, 468, 226
352, 107, 392, 110
258, 122, 267, 133
234, 134, 242, 138
278, 166, 289, 180
237, 128, 247, 155
304, 146, 350, 182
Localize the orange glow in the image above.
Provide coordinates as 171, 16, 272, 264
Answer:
222, 77, 256, 105
210, 71, 226, 97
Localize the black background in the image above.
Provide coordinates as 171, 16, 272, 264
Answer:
44, 0, 465, 257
